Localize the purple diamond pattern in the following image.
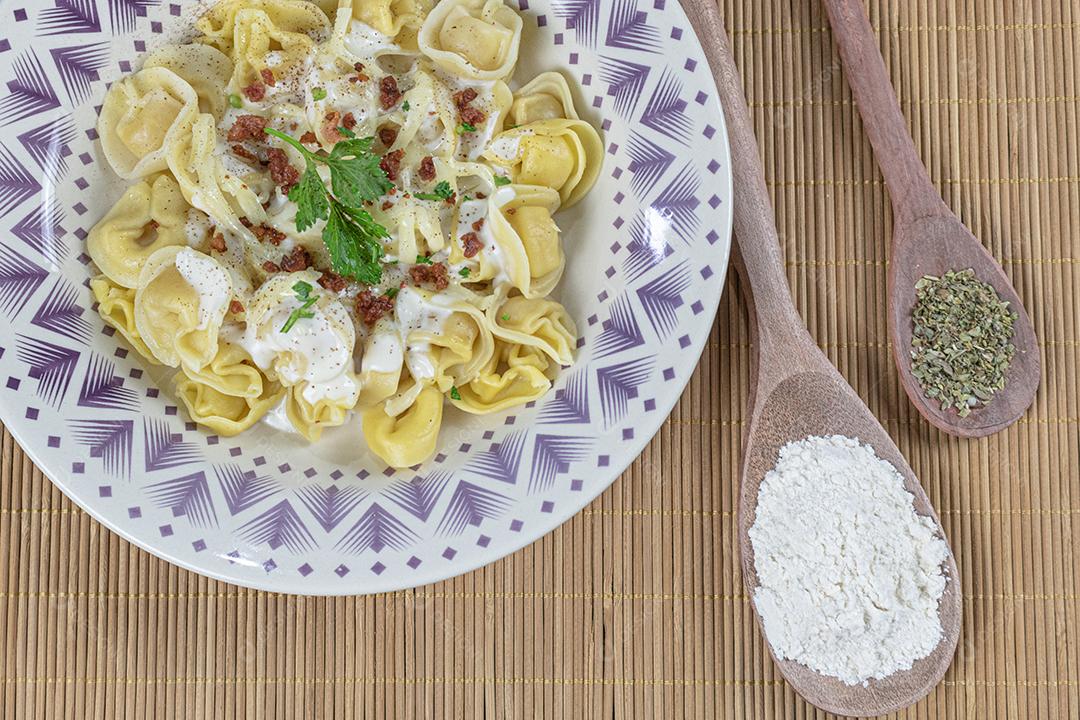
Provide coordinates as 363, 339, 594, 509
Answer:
0, 51, 61, 125
336, 503, 417, 554
465, 431, 527, 484
108, 0, 159, 34
69, 418, 133, 478
16, 334, 78, 406
650, 163, 700, 243
0, 145, 42, 220
143, 418, 198, 471
605, 0, 658, 52
38, 0, 101, 35
635, 262, 691, 339
11, 200, 66, 262
538, 369, 590, 424
595, 295, 645, 358
77, 353, 136, 409
50, 44, 108, 104
297, 483, 366, 532
622, 213, 673, 280
238, 499, 315, 553
385, 472, 450, 523
30, 277, 88, 341
626, 133, 674, 196
640, 70, 691, 143
146, 471, 217, 528
437, 481, 512, 536
529, 435, 591, 493
599, 57, 649, 116
596, 357, 654, 427
553, 0, 600, 46
216, 464, 280, 516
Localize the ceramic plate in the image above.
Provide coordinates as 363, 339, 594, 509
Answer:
0, 0, 731, 593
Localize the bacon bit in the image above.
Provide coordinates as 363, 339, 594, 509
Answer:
388, 186, 398, 195
260, 68, 276, 87
452, 88, 478, 108
147, 219, 160, 230
318, 271, 348, 293
460, 232, 483, 258
321, 111, 346, 143
249, 223, 286, 245
379, 149, 404, 182
229, 299, 244, 315
506, 207, 516, 215
262, 261, 281, 273
239, 217, 253, 228
242, 83, 266, 102
231, 144, 258, 161
299, 131, 317, 145
279, 246, 311, 272
379, 76, 402, 110
354, 62, 365, 73
475, 192, 487, 199
381, 200, 394, 211
355, 290, 395, 325
227, 114, 268, 142
266, 148, 300, 192
445, 192, 457, 206
460, 105, 486, 127
417, 155, 436, 182
409, 262, 449, 290
471, 218, 485, 233
342, 112, 357, 130
209, 233, 227, 252
378, 126, 398, 147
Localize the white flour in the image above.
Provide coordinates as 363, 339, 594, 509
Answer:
748, 435, 948, 686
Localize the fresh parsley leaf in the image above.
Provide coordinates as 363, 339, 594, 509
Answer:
462, 194, 473, 202
458, 267, 470, 278
289, 163, 329, 232
228, 93, 243, 109
450, 386, 461, 401
312, 87, 327, 101
493, 175, 511, 187
281, 282, 319, 333
324, 200, 387, 286
501, 313, 510, 322
415, 254, 433, 265
384, 287, 399, 298
456, 122, 477, 134
325, 136, 394, 206
402, 100, 410, 112
413, 180, 454, 202
336, 126, 356, 139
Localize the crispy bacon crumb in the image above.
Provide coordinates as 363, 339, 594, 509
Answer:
266, 148, 300, 193
417, 155, 436, 182
378, 126, 398, 147
299, 131, 317, 145
379, 148, 405, 182
318, 271, 348, 293
279, 246, 311, 272
355, 290, 395, 325
227, 114, 268, 142
229, 299, 244, 315
321, 111, 345, 143
381, 200, 394, 211
460, 232, 483, 258
209, 233, 227, 252
379, 76, 402, 110
262, 261, 281, 273
460, 105, 486, 127
249, 223, 286, 245
260, 68, 276, 87
452, 89, 478, 108
242, 83, 265, 102
409, 262, 450, 290
471, 218, 485, 233
342, 112, 357, 130
231, 144, 258, 161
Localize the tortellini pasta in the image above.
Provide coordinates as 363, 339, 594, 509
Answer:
98, 67, 199, 180
90, 0, 601, 469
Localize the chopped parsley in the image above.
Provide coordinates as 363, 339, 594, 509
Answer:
501, 313, 510, 322
462, 194, 473, 202
493, 175, 511, 187
413, 180, 454, 202
455, 122, 477, 134
415, 254, 433, 265
384, 287, 399, 298
312, 87, 327, 101
458, 267, 471, 278
449, 386, 462, 401
281, 281, 319, 333
228, 93, 243, 109
264, 128, 393, 284
402, 100, 410, 112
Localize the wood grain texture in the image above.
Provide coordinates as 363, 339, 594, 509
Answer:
2, 0, 1079, 718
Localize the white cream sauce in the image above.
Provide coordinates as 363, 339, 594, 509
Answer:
174, 248, 232, 329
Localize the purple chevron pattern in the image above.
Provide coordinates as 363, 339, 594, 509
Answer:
337, 503, 417, 554
147, 471, 217, 528
636, 263, 690, 339
595, 295, 645, 358
465, 431, 527, 484
238, 499, 315, 552
108, 0, 158, 34
640, 70, 691, 143
0, 51, 61, 125
69, 419, 132, 478
529, 435, 591, 493
553, 0, 600, 47
385, 473, 450, 523
0, 146, 42, 220
605, 0, 658, 52
143, 418, 199, 471
0, 246, 48, 317
538, 370, 590, 424
39, 0, 102, 35
50, 44, 108, 104
596, 357, 653, 427
216, 464, 280, 515
650, 163, 700, 243
77, 353, 137, 409
0, 0, 733, 590
18, 116, 76, 180
600, 57, 649, 116
437, 481, 512, 536
16, 335, 79, 407
31, 278, 89, 341
11, 201, 66, 263
298, 483, 366, 532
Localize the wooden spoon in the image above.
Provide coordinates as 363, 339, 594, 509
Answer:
681, 1, 961, 715
820, 0, 1040, 438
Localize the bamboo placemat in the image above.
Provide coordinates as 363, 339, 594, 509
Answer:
3, 0, 1079, 717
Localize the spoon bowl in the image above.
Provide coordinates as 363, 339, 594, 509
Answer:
889, 211, 1041, 437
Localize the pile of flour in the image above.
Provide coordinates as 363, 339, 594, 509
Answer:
748, 435, 948, 686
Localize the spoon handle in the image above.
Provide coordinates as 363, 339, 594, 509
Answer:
680, 0, 805, 353
820, 0, 944, 223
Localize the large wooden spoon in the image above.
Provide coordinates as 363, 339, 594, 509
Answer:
820, 0, 1040, 438
681, 1, 961, 715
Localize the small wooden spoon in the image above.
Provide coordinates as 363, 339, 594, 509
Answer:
821, 0, 1040, 438
681, 1, 961, 715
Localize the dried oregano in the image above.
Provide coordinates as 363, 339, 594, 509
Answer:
910, 268, 1017, 417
